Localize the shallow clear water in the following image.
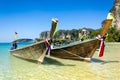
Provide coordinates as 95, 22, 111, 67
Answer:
0, 43, 120, 80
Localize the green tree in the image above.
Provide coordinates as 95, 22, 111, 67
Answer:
106, 27, 120, 42
89, 29, 101, 38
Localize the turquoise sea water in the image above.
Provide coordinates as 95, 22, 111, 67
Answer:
0, 42, 33, 80
0, 43, 11, 66
0, 43, 120, 80
0, 42, 32, 62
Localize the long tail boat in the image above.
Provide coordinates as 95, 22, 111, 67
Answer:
9, 18, 58, 63
51, 19, 112, 61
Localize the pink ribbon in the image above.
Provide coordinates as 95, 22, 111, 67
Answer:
45, 39, 51, 55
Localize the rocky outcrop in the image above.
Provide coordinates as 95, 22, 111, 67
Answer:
110, 0, 120, 29
40, 31, 50, 39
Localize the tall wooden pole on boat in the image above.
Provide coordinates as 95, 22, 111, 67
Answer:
100, 19, 113, 36
86, 19, 113, 60
50, 18, 58, 39
38, 18, 58, 64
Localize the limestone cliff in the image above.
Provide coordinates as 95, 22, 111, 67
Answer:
110, 0, 120, 29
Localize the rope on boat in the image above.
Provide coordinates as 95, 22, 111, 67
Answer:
60, 49, 91, 61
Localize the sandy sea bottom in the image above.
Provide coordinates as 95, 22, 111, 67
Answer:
0, 43, 120, 80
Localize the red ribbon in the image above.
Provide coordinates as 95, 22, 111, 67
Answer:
96, 35, 105, 57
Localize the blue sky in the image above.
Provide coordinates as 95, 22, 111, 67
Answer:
0, 0, 114, 42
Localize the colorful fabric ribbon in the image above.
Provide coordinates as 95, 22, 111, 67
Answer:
96, 35, 105, 57
45, 39, 51, 56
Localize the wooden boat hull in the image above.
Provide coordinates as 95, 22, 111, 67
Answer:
51, 39, 100, 61
51, 19, 112, 61
9, 41, 48, 63
9, 18, 58, 63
